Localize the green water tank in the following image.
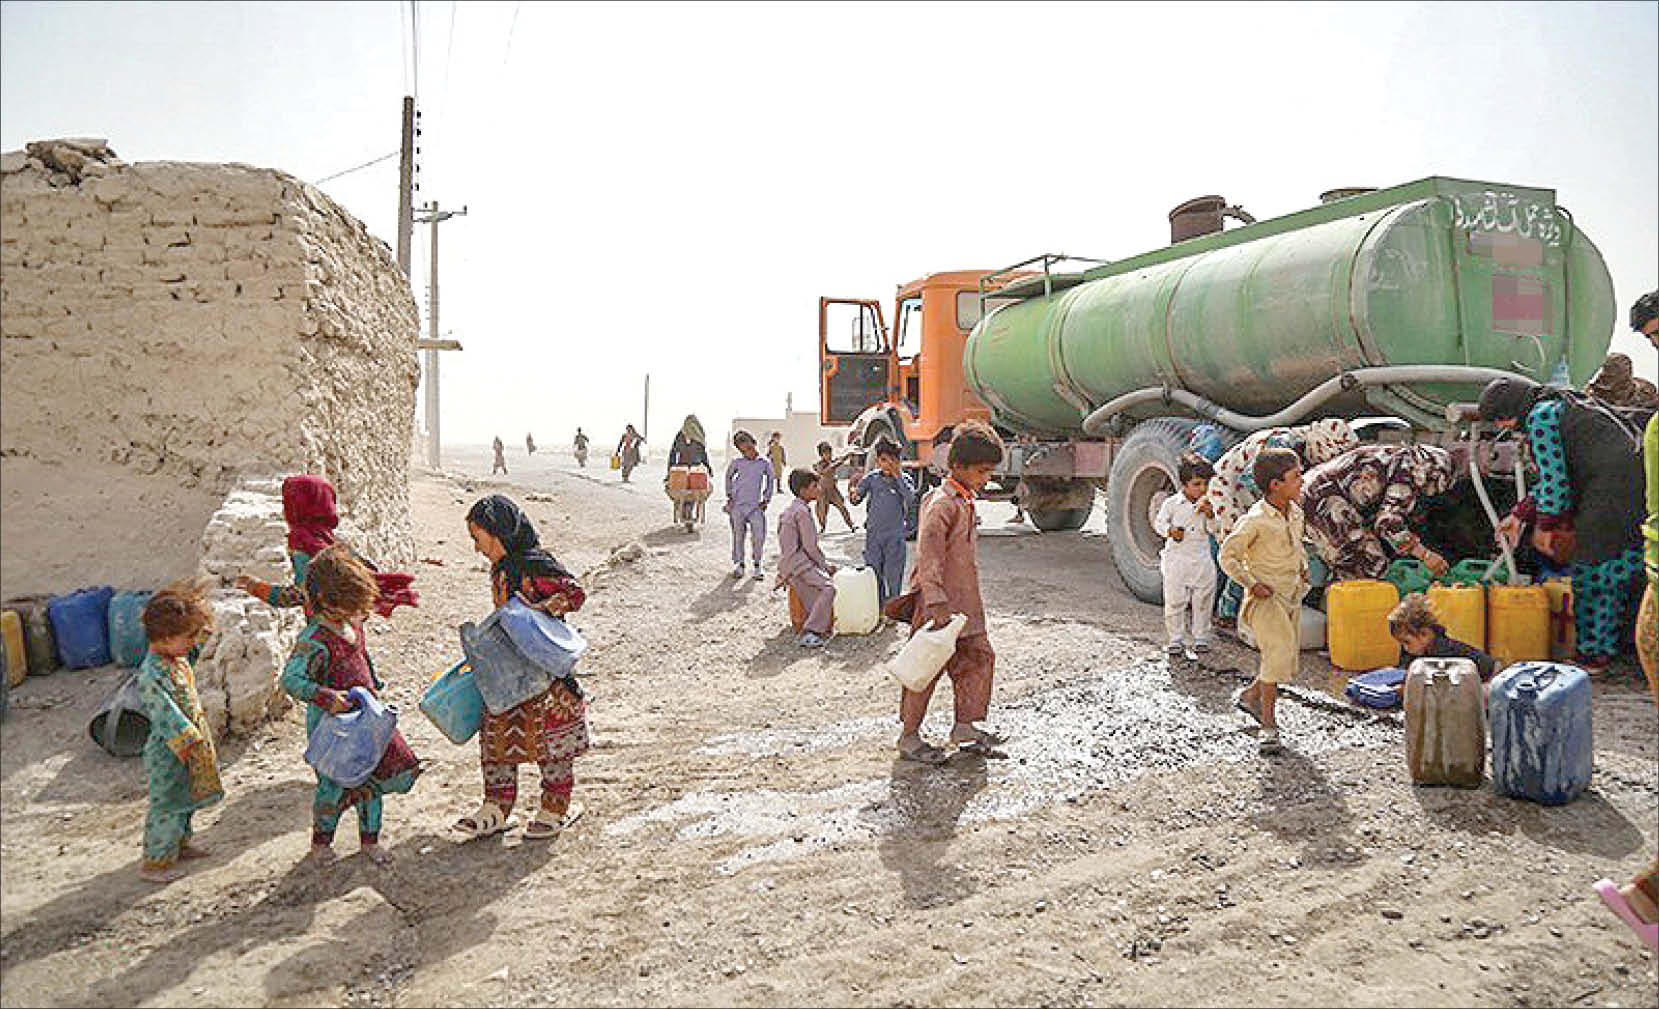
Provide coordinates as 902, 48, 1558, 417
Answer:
964, 178, 1615, 435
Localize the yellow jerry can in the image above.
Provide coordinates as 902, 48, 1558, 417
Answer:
1326, 579, 1401, 671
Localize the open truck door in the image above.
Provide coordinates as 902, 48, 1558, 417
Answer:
819, 297, 896, 424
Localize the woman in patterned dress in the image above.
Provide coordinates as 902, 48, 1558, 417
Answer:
1300, 443, 1458, 582
453, 495, 591, 842
1479, 376, 1646, 671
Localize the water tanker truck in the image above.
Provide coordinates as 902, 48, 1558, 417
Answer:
816, 176, 1615, 603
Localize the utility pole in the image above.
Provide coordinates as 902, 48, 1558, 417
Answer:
415, 200, 466, 469
395, 96, 416, 276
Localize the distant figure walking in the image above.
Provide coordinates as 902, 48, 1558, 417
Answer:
492, 436, 508, 475
766, 432, 788, 497
573, 427, 590, 468
526, 432, 537, 455
616, 425, 643, 483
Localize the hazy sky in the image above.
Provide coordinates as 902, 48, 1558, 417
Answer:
3, 1, 1655, 450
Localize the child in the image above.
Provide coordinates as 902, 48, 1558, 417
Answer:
895, 419, 1006, 764
235, 474, 418, 617
136, 579, 222, 883
453, 495, 590, 841
725, 430, 776, 580
1388, 592, 1497, 681
777, 468, 836, 647
814, 441, 859, 533
766, 431, 788, 485
1154, 453, 1218, 659
281, 546, 422, 865
849, 438, 916, 604
1218, 446, 1309, 756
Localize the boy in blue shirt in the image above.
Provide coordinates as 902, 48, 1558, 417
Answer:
849, 439, 916, 603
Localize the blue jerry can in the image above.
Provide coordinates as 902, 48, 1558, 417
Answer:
48, 586, 114, 669
420, 661, 485, 744
1489, 661, 1593, 805
303, 686, 399, 788
107, 591, 153, 668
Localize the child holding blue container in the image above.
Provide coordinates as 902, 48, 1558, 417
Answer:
451, 495, 590, 843
280, 546, 422, 866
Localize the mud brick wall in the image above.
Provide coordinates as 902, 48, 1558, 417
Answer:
0, 141, 420, 601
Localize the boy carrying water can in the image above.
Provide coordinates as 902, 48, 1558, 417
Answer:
890, 420, 1006, 764
1217, 446, 1309, 756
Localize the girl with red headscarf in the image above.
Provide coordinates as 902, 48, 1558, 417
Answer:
235, 475, 419, 617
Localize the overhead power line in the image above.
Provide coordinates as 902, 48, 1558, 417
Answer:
315, 150, 400, 185
504, 0, 521, 64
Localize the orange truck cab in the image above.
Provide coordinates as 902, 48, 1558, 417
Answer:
818, 270, 1009, 467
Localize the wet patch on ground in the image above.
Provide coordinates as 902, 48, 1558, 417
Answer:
610, 650, 1402, 874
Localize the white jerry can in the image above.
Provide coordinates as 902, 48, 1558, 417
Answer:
832, 566, 880, 635
889, 613, 968, 691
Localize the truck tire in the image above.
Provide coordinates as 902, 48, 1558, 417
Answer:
1106, 417, 1198, 605
1021, 477, 1096, 532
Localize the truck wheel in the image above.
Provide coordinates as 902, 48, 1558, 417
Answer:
1021, 477, 1096, 532
1106, 418, 1197, 605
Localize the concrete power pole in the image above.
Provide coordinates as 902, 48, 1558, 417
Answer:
395, 96, 415, 276
415, 200, 467, 469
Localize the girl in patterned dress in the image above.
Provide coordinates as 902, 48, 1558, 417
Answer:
453, 495, 591, 842
280, 546, 422, 866
1479, 376, 1646, 671
136, 579, 222, 882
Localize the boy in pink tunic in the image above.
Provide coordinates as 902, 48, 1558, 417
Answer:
776, 468, 836, 647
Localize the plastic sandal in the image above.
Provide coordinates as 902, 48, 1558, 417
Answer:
1593, 879, 1659, 951
451, 802, 510, 841
1233, 687, 1263, 726
524, 800, 586, 841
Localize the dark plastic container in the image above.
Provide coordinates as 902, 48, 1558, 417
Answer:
4, 597, 60, 675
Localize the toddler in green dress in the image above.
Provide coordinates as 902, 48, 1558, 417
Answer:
136, 580, 222, 883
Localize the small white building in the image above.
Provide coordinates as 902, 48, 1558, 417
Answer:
728, 397, 850, 477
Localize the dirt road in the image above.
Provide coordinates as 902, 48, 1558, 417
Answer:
2, 449, 1655, 1007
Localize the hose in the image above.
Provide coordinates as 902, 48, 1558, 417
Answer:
1079, 365, 1523, 436
1467, 428, 1521, 585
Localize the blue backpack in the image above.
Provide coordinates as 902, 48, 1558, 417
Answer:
1346, 667, 1407, 709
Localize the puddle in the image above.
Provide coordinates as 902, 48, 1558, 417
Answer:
610, 657, 1400, 874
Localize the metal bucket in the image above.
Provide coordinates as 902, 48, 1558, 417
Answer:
88, 671, 149, 757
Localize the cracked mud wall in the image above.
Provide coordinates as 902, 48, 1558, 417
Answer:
0, 142, 420, 601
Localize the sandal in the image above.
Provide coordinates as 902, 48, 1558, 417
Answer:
1233, 687, 1263, 726
1593, 879, 1659, 951
950, 726, 1008, 750
897, 739, 949, 765
524, 800, 586, 841
451, 802, 511, 841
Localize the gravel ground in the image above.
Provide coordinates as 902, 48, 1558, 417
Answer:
2, 445, 1654, 1008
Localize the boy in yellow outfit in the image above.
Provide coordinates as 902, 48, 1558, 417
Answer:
1217, 447, 1309, 755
